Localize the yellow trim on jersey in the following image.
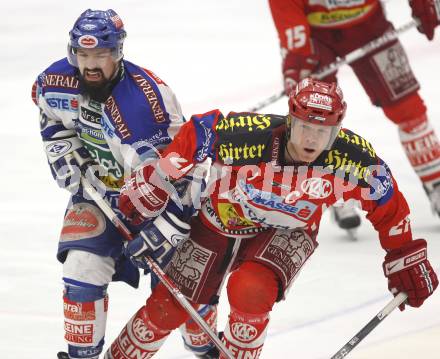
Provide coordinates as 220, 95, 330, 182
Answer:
307, 5, 374, 27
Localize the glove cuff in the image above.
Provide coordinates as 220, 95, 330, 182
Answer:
44, 135, 84, 163
383, 239, 427, 276
153, 211, 190, 247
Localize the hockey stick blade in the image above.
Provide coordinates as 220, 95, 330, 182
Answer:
330, 292, 408, 359
247, 19, 417, 112
80, 177, 233, 359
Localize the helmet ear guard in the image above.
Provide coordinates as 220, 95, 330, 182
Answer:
67, 9, 126, 67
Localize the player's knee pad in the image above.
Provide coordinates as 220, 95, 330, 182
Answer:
382, 92, 427, 126
227, 261, 279, 314
179, 304, 218, 356
147, 282, 191, 331
63, 281, 108, 359
63, 250, 116, 286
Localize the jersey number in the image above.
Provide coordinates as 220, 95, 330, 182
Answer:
389, 217, 410, 237
286, 25, 306, 49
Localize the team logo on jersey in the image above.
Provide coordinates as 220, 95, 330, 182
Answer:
78, 35, 98, 48
46, 140, 72, 157
300, 177, 333, 199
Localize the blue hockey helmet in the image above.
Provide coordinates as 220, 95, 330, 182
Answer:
68, 9, 127, 67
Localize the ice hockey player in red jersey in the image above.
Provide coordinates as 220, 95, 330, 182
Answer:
103, 78, 438, 358
268, 0, 440, 229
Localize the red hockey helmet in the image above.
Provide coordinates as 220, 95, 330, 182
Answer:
288, 78, 346, 125
287, 78, 346, 151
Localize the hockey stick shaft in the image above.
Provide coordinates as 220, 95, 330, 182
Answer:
330, 292, 408, 359
80, 177, 233, 359
248, 19, 418, 112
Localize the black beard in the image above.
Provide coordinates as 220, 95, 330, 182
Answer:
78, 67, 121, 103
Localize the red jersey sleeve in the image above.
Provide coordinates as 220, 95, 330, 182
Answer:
268, 0, 313, 59
160, 109, 223, 179
347, 164, 412, 251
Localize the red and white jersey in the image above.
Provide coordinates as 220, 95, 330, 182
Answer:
269, 0, 381, 57
158, 110, 413, 251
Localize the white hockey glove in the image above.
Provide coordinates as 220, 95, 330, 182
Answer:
124, 210, 191, 270
44, 135, 94, 194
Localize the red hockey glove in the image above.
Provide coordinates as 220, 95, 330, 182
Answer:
283, 52, 319, 94
119, 163, 170, 225
383, 239, 438, 310
120, 152, 192, 225
409, 0, 440, 40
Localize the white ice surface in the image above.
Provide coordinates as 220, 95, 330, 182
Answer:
0, 1, 439, 358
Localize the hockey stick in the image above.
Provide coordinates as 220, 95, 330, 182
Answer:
330, 292, 408, 359
247, 19, 418, 112
79, 176, 233, 359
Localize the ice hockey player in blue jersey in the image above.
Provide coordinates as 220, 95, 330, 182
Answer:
32, 9, 217, 359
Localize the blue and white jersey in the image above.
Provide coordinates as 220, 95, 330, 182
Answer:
32, 58, 184, 191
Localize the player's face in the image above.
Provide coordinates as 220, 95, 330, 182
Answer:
76, 48, 118, 86
288, 119, 332, 163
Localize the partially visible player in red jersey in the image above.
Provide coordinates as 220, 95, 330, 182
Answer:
269, 0, 440, 229
102, 78, 438, 358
